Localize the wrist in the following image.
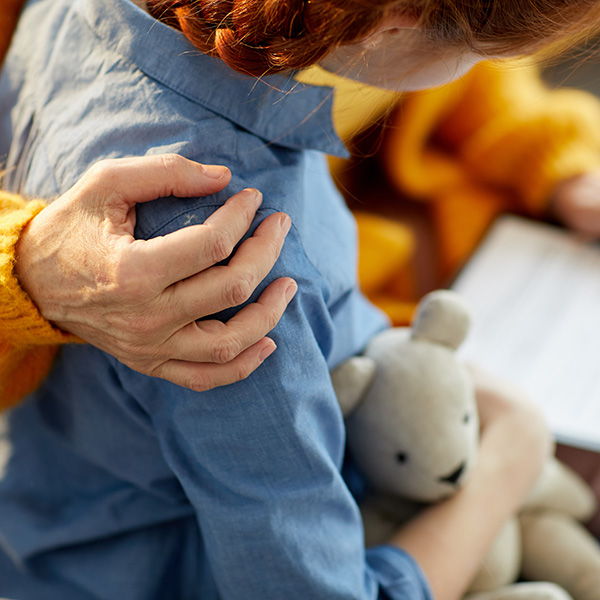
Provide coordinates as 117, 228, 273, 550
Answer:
14, 212, 45, 310
0, 195, 76, 344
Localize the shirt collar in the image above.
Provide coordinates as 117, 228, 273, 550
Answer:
79, 0, 349, 157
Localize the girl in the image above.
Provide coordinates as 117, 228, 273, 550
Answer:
0, 0, 594, 598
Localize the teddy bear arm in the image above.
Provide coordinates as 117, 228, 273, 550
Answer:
330, 356, 377, 417
522, 457, 597, 522
520, 509, 600, 600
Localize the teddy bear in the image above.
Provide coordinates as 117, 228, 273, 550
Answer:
331, 290, 600, 600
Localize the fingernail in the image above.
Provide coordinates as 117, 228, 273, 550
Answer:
280, 214, 292, 236
242, 188, 263, 206
285, 280, 298, 303
203, 165, 230, 180
259, 339, 277, 362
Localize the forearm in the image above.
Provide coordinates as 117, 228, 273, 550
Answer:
390, 371, 552, 600
389, 423, 528, 599
389, 475, 507, 600
0, 0, 25, 67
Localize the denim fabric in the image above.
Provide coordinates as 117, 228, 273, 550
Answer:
0, 0, 432, 598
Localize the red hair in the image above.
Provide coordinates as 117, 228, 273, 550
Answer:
147, 0, 600, 76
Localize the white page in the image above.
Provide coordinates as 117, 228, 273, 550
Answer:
452, 215, 600, 451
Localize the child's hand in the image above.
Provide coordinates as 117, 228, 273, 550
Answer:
469, 364, 553, 504
551, 171, 600, 237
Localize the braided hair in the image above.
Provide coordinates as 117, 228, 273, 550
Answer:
147, 0, 600, 76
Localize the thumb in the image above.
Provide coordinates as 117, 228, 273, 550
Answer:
78, 154, 231, 209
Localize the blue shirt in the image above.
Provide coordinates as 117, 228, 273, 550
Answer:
0, 1, 432, 598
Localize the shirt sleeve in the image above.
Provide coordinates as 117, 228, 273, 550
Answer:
367, 546, 433, 600
114, 214, 432, 600
0, 191, 78, 409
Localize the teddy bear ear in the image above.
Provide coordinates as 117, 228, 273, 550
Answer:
330, 356, 377, 417
411, 290, 471, 350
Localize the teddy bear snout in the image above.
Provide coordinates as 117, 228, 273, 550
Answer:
438, 461, 466, 486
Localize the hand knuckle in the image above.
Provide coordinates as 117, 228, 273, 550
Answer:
86, 159, 108, 180
267, 232, 285, 260
232, 363, 253, 383
225, 272, 255, 307
207, 227, 236, 264
210, 337, 238, 365
265, 306, 282, 331
159, 153, 183, 176
86, 158, 120, 186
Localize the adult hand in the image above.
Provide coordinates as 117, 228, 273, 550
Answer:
15, 154, 296, 391
551, 170, 600, 237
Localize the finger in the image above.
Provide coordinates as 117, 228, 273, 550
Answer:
80, 154, 232, 206
163, 277, 297, 363
569, 209, 600, 238
151, 337, 277, 392
166, 211, 293, 322
132, 188, 270, 288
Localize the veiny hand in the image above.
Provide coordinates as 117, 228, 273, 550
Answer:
15, 154, 297, 391
551, 170, 600, 237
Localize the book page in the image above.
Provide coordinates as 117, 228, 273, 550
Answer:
452, 215, 600, 451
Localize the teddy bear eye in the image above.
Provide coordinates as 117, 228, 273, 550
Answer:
396, 452, 408, 464
463, 412, 471, 424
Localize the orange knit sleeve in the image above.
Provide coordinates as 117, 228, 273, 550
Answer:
382, 61, 600, 214
0, 191, 79, 409
436, 61, 600, 214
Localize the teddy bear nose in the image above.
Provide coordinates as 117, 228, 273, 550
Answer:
439, 461, 466, 486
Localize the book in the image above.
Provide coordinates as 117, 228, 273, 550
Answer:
451, 215, 600, 451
